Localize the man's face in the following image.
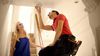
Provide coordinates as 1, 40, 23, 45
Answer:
48, 12, 54, 19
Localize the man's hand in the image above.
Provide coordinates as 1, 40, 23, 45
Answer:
35, 5, 41, 14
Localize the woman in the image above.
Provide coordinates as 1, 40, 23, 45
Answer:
35, 6, 82, 56
10, 22, 42, 56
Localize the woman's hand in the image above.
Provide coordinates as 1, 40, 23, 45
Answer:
31, 43, 44, 48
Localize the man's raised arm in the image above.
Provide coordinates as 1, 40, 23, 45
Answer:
35, 5, 52, 30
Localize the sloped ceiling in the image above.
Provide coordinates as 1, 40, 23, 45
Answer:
12, 0, 62, 7
1, 0, 100, 7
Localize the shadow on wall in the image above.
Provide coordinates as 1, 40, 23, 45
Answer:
0, 0, 12, 56
0, 1, 10, 40
82, 0, 100, 56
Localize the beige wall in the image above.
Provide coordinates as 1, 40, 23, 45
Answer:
0, 2, 13, 56
82, 0, 100, 56
88, 4, 100, 56
0, 5, 10, 56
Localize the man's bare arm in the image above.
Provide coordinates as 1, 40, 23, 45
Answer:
35, 6, 52, 30
53, 20, 64, 44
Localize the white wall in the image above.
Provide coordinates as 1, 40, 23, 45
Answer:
53, 0, 97, 56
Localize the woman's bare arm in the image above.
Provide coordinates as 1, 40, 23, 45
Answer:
10, 32, 18, 56
29, 33, 43, 48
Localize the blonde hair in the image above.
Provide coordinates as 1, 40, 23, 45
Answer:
16, 22, 26, 33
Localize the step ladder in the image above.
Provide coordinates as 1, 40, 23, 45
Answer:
29, 33, 37, 56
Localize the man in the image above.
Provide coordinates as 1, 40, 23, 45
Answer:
35, 6, 82, 56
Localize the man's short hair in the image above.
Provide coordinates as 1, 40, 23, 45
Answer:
52, 10, 59, 15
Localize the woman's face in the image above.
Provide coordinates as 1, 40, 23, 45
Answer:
16, 22, 24, 30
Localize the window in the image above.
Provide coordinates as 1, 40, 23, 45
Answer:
17, 6, 34, 33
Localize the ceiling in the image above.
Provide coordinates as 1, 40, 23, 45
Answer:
12, 0, 62, 7
2, 0, 100, 8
